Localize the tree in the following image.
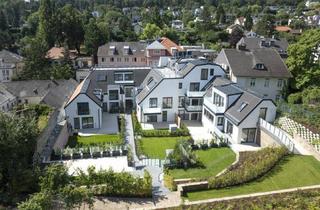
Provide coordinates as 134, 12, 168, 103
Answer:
229, 27, 244, 47
140, 23, 161, 40
21, 37, 51, 80
84, 18, 104, 61
244, 13, 253, 31
286, 29, 320, 90
216, 5, 226, 24
37, 0, 57, 48
255, 14, 275, 37
0, 10, 8, 31
58, 4, 84, 53
0, 112, 39, 204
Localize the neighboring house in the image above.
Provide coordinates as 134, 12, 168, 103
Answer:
275, 26, 292, 33
215, 48, 292, 101
234, 17, 246, 26
46, 47, 78, 64
97, 42, 148, 68
65, 66, 150, 130
146, 40, 168, 67
171, 20, 184, 30
0, 50, 24, 82
226, 24, 244, 34
179, 45, 217, 61
2, 79, 78, 108
135, 59, 226, 124
159, 37, 184, 56
245, 31, 258, 37
74, 57, 94, 82
0, 84, 16, 112
202, 77, 276, 144
236, 37, 289, 58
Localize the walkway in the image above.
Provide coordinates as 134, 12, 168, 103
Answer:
125, 113, 139, 162
183, 121, 212, 143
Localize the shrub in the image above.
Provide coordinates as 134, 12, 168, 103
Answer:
132, 111, 142, 134
208, 147, 288, 189
119, 115, 125, 142
163, 168, 176, 191
302, 88, 320, 105
288, 92, 303, 104
74, 167, 152, 198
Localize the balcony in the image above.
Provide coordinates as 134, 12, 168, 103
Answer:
143, 107, 162, 114
183, 98, 203, 112
186, 90, 206, 98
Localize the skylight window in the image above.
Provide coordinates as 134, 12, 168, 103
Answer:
237, 102, 248, 112
255, 63, 266, 70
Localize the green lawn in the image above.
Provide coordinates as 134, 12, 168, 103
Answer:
67, 134, 122, 147
139, 137, 189, 159
185, 155, 320, 201
169, 148, 236, 179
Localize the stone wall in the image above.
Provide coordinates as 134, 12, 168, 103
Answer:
260, 128, 283, 148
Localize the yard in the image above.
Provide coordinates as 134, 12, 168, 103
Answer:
185, 155, 320, 201
67, 134, 122, 147
169, 148, 236, 179
138, 137, 190, 159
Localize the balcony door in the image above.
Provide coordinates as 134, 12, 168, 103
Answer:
162, 111, 167, 122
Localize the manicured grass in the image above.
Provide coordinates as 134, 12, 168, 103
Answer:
169, 148, 236, 179
67, 134, 122, 147
139, 137, 189, 159
185, 155, 320, 201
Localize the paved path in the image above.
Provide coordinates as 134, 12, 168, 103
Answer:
125, 113, 139, 162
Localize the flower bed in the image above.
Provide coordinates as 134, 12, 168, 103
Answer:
208, 147, 288, 189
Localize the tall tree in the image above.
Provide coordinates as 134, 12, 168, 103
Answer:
229, 26, 244, 47
140, 23, 161, 40
286, 29, 320, 90
84, 18, 104, 62
255, 14, 275, 37
37, 0, 57, 48
244, 13, 253, 31
216, 5, 226, 24
0, 10, 8, 31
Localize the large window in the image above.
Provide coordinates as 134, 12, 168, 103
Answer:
125, 87, 133, 97
147, 115, 157, 122
201, 68, 208, 80
82, 117, 94, 129
114, 72, 133, 82
210, 69, 214, 76
226, 121, 233, 135
74, 118, 80, 129
77, 102, 89, 115
264, 78, 269, 87
109, 90, 119, 100
250, 78, 256, 87
259, 107, 267, 120
149, 98, 158, 108
189, 82, 200, 91
162, 97, 173, 109
213, 92, 224, 107
242, 128, 257, 143
204, 108, 214, 122
277, 79, 283, 88
178, 82, 182, 89
217, 117, 224, 126
178, 96, 184, 108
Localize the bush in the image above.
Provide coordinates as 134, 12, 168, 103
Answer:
74, 167, 152, 198
288, 92, 303, 104
302, 88, 320, 105
208, 147, 288, 189
132, 111, 142, 134
141, 123, 190, 137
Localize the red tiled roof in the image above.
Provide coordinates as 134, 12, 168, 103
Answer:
275, 26, 292, 32
160, 37, 183, 55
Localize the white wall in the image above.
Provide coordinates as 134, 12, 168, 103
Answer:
231, 77, 286, 101
65, 94, 102, 129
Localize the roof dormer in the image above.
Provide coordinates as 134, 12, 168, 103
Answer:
254, 63, 266, 71
123, 46, 130, 55
109, 46, 116, 55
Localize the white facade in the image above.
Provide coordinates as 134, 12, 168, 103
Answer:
136, 63, 226, 124
65, 94, 102, 130
202, 84, 276, 144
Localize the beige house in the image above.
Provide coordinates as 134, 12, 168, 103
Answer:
97, 42, 148, 67
0, 50, 24, 82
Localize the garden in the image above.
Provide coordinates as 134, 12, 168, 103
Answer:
51, 116, 127, 161
184, 154, 320, 201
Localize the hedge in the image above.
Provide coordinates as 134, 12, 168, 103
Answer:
74, 167, 152, 198
208, 147, 288, 189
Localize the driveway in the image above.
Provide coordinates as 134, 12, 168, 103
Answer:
183, 121, 212, 143
79, 113, 119, 136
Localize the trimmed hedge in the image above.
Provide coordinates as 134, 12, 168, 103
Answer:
141, 124, 190, 137
208, 147, 288, 189
132, 111, 142, 134
74, 167, 152, 198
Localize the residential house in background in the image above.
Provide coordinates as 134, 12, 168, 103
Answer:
135, 59, 226, 125
46, 47, 78, 64
171, 20, 184, 31
0, 84, 16, 112
226, 24, 244, 34
2, 79, 78, 108
202, 77, 276, 144
97, 42, 148, 67
236, 37, 289, 58
215, 48, 292, 101
0, 50, 24, 82
65, 67, 150, 130
146, 40, 168, 67
234, 16, 246, 26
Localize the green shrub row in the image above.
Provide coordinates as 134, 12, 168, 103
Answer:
141, 124, 190, 137
208, 147, 288, 189
119, 115, 125, 142
288, 88, 320, 105
132, 111, 142, 134
74, 167, 152, 198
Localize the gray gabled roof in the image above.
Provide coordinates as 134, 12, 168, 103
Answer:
237, 37, 289, 52
135, 69, 164, 104
224, 91, 263, 125
0, 50, 23, 64
222, 48, 292, 78
97, 42, 147, 57
146, 40, 166, 50
178, 59, 220, 77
